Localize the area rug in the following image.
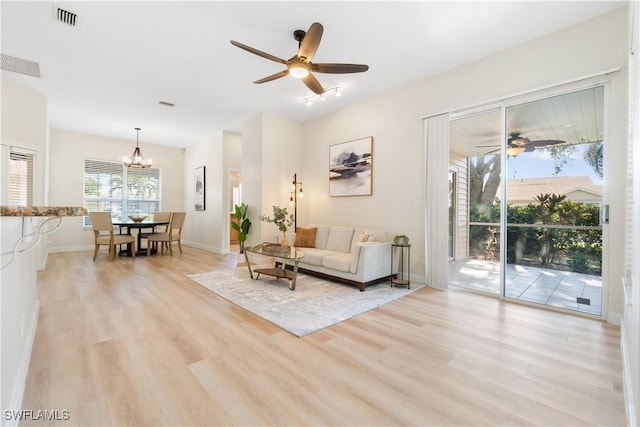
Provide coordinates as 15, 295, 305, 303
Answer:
186, 267, 424, 337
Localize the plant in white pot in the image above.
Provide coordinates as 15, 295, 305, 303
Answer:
260, 205, 294, 247
231, 203, 251, 253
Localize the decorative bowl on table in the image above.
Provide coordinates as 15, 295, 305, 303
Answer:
128, 215, 146, 223
261, 243, 291, 256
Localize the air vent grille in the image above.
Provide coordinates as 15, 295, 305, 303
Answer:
56, 7, 77, 26
0, 54, 41, 78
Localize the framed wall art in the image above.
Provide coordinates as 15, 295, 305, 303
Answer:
329, 136, 373, 197
194, 166, 205, 211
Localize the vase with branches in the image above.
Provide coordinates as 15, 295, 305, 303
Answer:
260, 205, 294, 247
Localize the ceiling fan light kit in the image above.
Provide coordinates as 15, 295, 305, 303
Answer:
230, 22, 369, 95
289, 61, 309, 78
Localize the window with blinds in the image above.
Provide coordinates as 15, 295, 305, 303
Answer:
83, 159, 161, 226
8, 148, 35, 205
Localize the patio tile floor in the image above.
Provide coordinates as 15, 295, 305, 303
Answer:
449, 258, 602, 316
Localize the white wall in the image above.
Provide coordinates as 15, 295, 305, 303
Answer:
182, 131, 224, 252
0, 82, 47, 426
300, 6, 628, 304
47, 128, 185, 252
241, 113, 302, 246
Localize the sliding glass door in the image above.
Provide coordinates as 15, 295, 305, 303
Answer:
504, 87, 604, 315
449, 109, 502, 295
448, 86, 605, 316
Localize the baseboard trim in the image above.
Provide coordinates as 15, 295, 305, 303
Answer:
6, 299, 40, 427
181, 240, 221, 253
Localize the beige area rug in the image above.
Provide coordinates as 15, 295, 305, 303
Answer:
187, 267, 424, 337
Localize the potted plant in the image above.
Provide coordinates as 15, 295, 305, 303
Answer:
260, 205, 294, 247
231, 203, 251, 253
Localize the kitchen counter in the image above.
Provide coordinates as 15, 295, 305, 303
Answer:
1, 206, 87, 216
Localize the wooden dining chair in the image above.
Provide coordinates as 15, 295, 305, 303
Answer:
89, 212, 136, 261
146, 212, 186, 256
142, 211, 172, 251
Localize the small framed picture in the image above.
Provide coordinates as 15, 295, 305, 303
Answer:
329, 136, 373, 197
194, 166, 205, 211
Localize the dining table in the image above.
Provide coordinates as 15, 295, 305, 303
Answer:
112, 220, 170, 256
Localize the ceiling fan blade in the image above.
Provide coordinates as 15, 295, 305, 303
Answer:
302, 72, 324, 95
528, 139, 566, 147
312, 63, 369, 74
253, 70, 289, 84
298, 22, 323, 61
230, 40, 288, 65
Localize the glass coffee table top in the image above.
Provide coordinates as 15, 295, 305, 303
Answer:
244, 243, 304, 290
245, 242, 305, 259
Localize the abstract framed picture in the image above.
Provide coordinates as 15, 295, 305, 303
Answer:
194, 166, 205, 211
329, 136, 373, 197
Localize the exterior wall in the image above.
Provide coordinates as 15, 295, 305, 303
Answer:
450, 152, 469, 259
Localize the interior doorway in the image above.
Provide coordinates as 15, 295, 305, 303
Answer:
229, 170, 242, 252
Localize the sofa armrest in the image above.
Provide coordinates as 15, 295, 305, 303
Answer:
351, 242, 391, 277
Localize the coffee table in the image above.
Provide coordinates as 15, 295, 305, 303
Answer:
244, 243, 305, 290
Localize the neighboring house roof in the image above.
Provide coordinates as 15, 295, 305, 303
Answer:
506, 176, 602, 205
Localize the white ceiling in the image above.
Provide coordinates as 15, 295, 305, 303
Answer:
1, 1, 625, 148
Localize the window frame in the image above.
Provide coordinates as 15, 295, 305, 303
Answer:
83, 158, 161, 227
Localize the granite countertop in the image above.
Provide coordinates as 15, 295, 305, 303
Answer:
1, 206, 88, 217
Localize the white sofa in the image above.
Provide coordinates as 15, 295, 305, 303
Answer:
290, 224, 392, 291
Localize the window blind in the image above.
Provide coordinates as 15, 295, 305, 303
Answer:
84, 159, 161, 226
626, 51, 636, 278
8, 148, 35, 206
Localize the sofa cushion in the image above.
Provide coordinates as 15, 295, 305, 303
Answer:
298, 248, 335, 267
294, 227, 317, 248
322, 253, 352, 273
326, 226, 354, 253
307, 224, 330, 250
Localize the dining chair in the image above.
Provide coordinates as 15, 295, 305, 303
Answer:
142, 211, 172, 251
146, 211, 186, 256
89, 212, 136, 261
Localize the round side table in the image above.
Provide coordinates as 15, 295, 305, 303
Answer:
391, 243, 411, 288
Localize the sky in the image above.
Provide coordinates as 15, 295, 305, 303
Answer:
506, 143, 602, 185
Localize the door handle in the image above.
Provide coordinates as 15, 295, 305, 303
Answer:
600, 204, 609, 225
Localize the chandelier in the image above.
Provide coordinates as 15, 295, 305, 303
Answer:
123, 127, 151, 168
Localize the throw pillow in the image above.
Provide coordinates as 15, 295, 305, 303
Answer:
294, 227, 317, 248
358, 230, 374, 243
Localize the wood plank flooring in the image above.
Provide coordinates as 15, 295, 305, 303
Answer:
20, 246, 626, 426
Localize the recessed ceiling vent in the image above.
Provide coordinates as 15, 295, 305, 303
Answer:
0, 54, 41, 78
54, 6, 77, 26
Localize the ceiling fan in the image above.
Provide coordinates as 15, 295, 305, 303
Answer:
230, 22, 369, 95
478, 132, 566, 156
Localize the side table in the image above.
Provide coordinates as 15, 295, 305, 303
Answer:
391, 244, 411, 288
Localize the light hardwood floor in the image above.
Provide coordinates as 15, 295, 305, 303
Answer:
21, 246, 626, 426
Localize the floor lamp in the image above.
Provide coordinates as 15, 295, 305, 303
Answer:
290, 173, 303, 229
